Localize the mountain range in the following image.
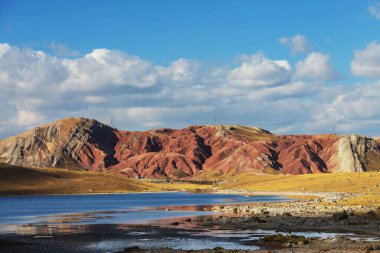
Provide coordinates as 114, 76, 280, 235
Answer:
0, 117, 379, 179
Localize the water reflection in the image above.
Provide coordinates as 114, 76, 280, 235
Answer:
0, 193, 377, 252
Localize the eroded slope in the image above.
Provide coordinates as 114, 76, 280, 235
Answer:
1, 118, 379, 179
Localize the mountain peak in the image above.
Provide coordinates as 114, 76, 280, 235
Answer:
1, 117, 379, 179
0, 117, 118, 170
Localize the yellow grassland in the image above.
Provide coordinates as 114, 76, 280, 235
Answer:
0, 163, 211, 195
215, 171, 380, 206
1, 163, 379, 206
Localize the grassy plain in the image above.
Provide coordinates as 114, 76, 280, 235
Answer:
1, 163, 379, 206
0, 163, 211, 195
215, 171, 380, 206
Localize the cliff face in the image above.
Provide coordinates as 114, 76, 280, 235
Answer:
0, 117, 379, 179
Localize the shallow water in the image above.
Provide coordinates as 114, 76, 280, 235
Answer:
0, 192, 378, 252
84, 226, 380, 252
197, 228, 380, 242
86, 237, 259, 251
0, 192, 285, 233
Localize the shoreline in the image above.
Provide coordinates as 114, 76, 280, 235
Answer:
0, 188, 363, 198
0, 190, 183, 197
0, 191, 379, 252
141, 193, 380, 252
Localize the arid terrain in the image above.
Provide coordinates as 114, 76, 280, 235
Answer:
0, 117, 379, 252
1, 163, 379, 207
1, 117, 380, 180
0, 163, 211, 195
1, 168, 380, 253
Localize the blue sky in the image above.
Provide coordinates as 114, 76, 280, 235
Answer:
1, 0, 380, 137
2, 1, 377, 67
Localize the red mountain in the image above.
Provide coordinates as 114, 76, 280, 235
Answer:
0, 117, 379, 179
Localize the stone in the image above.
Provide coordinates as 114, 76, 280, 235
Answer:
332, 211, 349, 220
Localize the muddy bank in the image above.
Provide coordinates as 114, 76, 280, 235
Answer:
116, 235, 380, 253
204, 196, 380, 236
135, 192, 380, 252
2, 225, 378, 253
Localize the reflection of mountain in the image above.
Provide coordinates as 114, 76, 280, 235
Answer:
1, 117, 379, 179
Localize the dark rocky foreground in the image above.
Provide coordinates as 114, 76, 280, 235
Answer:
207, 195, 380, 237
1, 212, 379, 252
1, 225, 379, 253
116, 237, 380, 253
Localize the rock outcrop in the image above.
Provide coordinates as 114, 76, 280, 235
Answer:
1, 117, 379, 179
336, 135, 378, 172
0, 118, 119, 171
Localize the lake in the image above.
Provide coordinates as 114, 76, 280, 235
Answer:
0, 192, 377, 252
0, 192, 285, 229
0, 192, 288, 252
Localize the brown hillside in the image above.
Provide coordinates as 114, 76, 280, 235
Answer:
1, 117, 379, 179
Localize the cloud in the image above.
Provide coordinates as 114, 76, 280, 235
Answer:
48, 42, 80, 58
108, 106, 215, 129
246, 81, 318, 101
7, 110, 45, 128
313, 81, 380, 135
369, 1, 380, 20
0, 45, 68, 96
278, 34, 313, 55
85, 95, 107, 104
0, 43, 10, 57
1, 42, 379, 138
226, 53, 291, 87
60, 49, 157, 92
156, 58, 198, 85
351, 41, 380, 78
295, 52, 338, 81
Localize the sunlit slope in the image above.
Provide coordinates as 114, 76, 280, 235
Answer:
1, 163, 379, 206
2, 117, 380, 179
217, 172, 380, 205
0, 163, 211, 195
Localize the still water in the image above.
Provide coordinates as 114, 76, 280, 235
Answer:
0, 192, 285, 228
0, 192, 287, 251
2, 192, 375, 252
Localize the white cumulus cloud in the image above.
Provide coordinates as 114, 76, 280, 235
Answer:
226, 53, 291, 87
295, 52, 337, 81
60, 49, 157, 92
351, 41, 380, 78
156, 58, 198, 85
313, 81, 380, 134
2, 42, 380, 138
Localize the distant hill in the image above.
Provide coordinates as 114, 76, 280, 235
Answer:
0, 117, 379, 179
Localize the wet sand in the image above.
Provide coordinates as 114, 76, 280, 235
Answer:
2, 222, 378, 253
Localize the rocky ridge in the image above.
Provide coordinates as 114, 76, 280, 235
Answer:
0, 117, 379, 179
